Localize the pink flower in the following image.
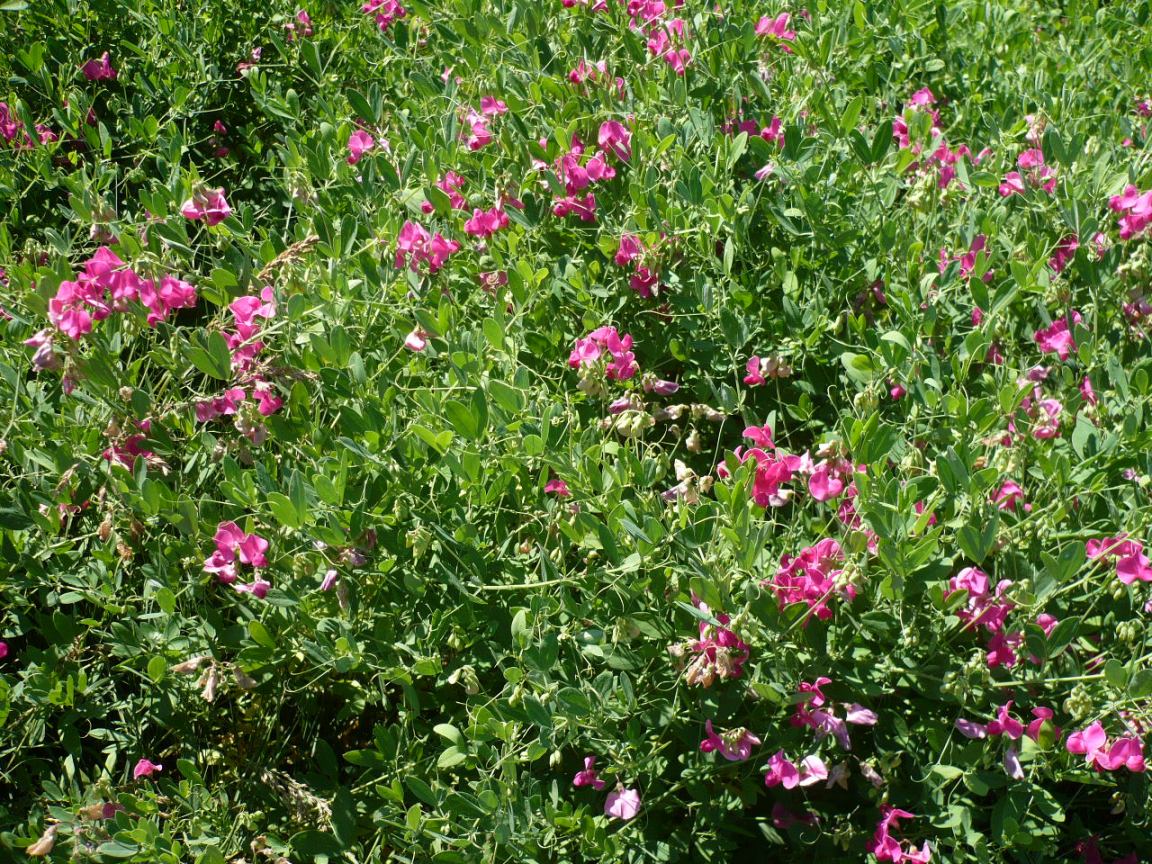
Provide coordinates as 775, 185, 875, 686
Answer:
986, 702, 1024, 740
573, 755, 606, 790
744, 356, 767, 386
404, 328, 431, 351
181, 187, 231, 226
868, 806, 931, 863
1049, 234, 1079, 274
1067, 721, 1112, 770
1109, 185, 1152, 240
464, 205, 510, 238
394, 220, 460, 274
545, 478, 571, 497
598, 120, 632, 162
1030, 398, 1063, 439
677, 601, 750, 686
82, 52, 118, 81
203, 520, 269, 583
604, 786, 642, 820
361, 0, 406, 31
1025, 707, 1061, 742
320, 569, 339, 591
992, 480, 1026, 512
347, 130, 376, 165
568, 326, 639, 380
480, 96, 508, 115
755, 12, 797, 49
132, 759, 162, 779
699, 720, 761, 761
764, 750, 801, 789
769, 539, 851, 621
252, 381, 283, 416
1034, 311, 1081, 360
233, 578, 271, 599
998, 171, 1026, 197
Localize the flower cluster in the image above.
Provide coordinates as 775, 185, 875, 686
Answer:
999, 148, 1057, 196
395, 220, 461, 274
181, 187, 231, 226
1066, 722, 1146, 773
769, 538, 854, 622
1086, 534, 1152, 584
202, 521, 271, 598
361, 0, 405, 31
614, 233, 661, 298
569, 326, 639, 391
45, 247, 197, 343
1108, 185, 1152, 239
668, 602, 750, 687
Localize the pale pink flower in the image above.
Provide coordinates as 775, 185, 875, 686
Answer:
604, 786, 641, 819
181, 187, 231, 225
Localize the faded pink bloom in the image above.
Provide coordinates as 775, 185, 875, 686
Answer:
132, 759, 162, 779
1031, 398, 1063, 439
699, 720, 761, 761
868, 806, 931, 863
604, 786, 641, 819
320, 569, 339, 591
955, 718, 988, 739
1004, 746, 1025, 780
404, 328, 431, 351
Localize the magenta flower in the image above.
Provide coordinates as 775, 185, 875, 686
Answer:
1034, 311, 1081, 360
991, 480, 1026, 512
0, 641, 7, 660
755, 12, 796, 49
568, 326, 639, 381
1030, 398, 1063, 439
394, 220, 460, 274
769, 538, 852, 621
868, 806, 931, 863
1109, 185, 1152, 239
233, 579, 271, 599
598, 120, 632, 162
82, 52, 118, 81
603, 786, 641, 820
181, 187, 231, 226
422, 171, 468, 212
699, 720, 761, 761
744, 356, 767, 386
347, 130, 376, 165
464, 205, 510, 238
132, 758, 162, 779
1025, 707, 1061, 742
764, 750, 800, 789
203, 520, 269, 584
362, 0, 406, 31
986, 702, 1024, 739
1049, 234, 1079, 274
1066, 721, 1113, 770
545, 478, 571, 496
572, 755, 606, 790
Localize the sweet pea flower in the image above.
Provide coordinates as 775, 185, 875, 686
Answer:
1049, 234, 1079, 274
744, 356, 767, 386
347, 130, 376, 165
755, 12, 796, 49
362, 0, 406, 31
1003, 746, 1025, 780
1025, 707, 1061, 742
986, 702, 1024, 739
544, 478, 571, 496
573, 755, 606, 790
404, 328, 431, 351
181, 187, 231, 226
394, 220, 460, 274
764, 751, 800, 788
868, 806, 931, 863
955, 718, 988, 739
464, 205, 510, 238
1034, 311, 1081, 360
992, 480, 1026, 512
699, 720, 761, 761
82, 52, 118, 81
604, 786, 642, 820
233, 579, 271, 599
1109, 185, 1152, 239
202, 520, 269, 584
598, 120, 632, 162
1030, 398, 1063, 439
132, 759, 162, 779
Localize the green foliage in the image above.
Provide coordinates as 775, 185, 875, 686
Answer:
2, 0, 1152, 861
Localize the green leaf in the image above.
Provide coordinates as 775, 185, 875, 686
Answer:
1104, 659, 1128, 689
248, 620, 276, 649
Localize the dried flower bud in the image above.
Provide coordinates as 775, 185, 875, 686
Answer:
27, 825, 58, 857
172, 655, 209, 674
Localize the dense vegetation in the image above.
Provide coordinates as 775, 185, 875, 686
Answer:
3, 0, 1152, 861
